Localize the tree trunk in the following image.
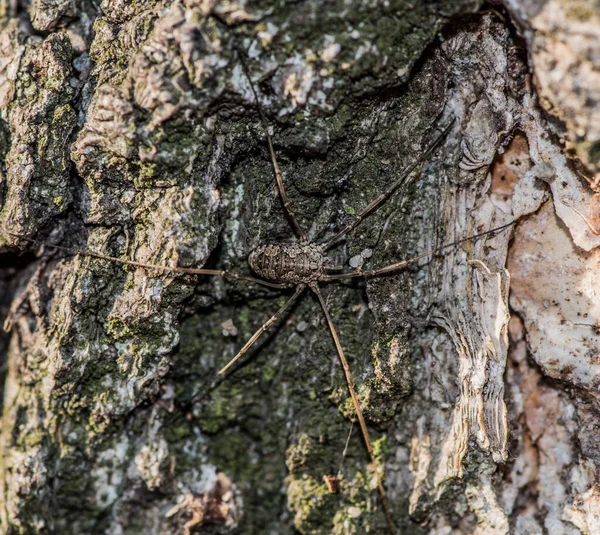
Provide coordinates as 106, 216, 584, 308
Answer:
0, 1, 598, 534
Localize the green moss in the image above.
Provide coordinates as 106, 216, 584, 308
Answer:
372, 436, 387, 459
261, 365, 276, 382
18, 428, 45, 448
107, 317, 133, 339
195, 381, 247, 434
169, 424, 192, 441
288, 475, 337, 533
138, 162, 160, 184
237, 307, 252, 330
331, 498, 374, 535
286, 433, 313, 472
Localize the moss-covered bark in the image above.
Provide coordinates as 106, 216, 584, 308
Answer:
0, 1, 599, 534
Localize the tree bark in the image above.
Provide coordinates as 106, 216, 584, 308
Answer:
0, 1, 598, 534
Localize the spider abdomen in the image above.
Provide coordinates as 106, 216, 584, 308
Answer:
248, 243, 325, 285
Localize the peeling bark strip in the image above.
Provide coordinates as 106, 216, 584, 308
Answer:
0, 2, 599, 535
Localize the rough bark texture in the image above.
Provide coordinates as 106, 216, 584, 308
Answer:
0, 1, 598, 535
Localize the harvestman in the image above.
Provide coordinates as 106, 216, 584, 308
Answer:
11, 55, 514, 534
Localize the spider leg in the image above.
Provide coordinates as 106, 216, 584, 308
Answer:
217, 285, 306, 376
310, 282, 395, 534
10, 233, 287, 290
152, 285, 306, 412
237, 50, 306, 242
322, 220, 515, 282
322, 119, 455, 252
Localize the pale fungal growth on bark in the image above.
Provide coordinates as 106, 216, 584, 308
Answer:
0, 1, 599, 534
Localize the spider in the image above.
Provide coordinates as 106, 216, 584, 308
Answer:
10, 52, 514, 534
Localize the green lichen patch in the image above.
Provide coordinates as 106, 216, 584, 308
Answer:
286, 436, 385, 535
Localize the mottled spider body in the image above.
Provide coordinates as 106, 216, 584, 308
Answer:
248, 243, 327, 285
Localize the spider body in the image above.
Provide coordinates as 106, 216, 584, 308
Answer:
248, 242, 326, 285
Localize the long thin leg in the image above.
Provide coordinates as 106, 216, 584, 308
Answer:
311, 283, 395, 534
136, 286, 306, 415
237, 50, 306, 241
218, 285, 306, 376
323, 120, 455, 252
11, 233, 287, 290
336, 421, 354, 477
322, 220, 515, 282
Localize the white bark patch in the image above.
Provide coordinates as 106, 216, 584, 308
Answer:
520, 96, 600, 251
504, 0, 600, 173
407, 17, 599, 525
0, 24, 25, 108
465, 472, 510, 535
433, 261, 510, 487
320, 36, 341, 62
134, 438, 171, 491
408, 422, 432, 513
508, 200, 600, 396
93, 434, 130, 508
563, 484, 600, 535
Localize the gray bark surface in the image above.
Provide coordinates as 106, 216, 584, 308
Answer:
0, 1, 598, 534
